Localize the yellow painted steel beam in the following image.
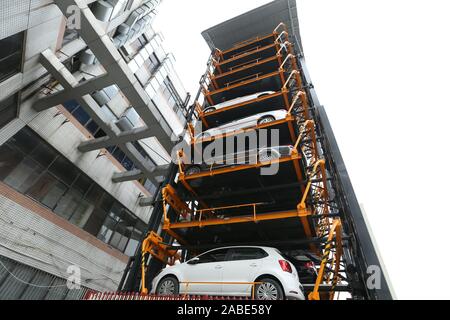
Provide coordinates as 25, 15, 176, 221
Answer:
217, 43, 278, 67
220, 33, 277, 56
163, 209, 311, 230
211, 55, 280, 81
180, 154, 302, 181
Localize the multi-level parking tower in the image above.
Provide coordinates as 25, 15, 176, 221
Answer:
120, 0, 393, 300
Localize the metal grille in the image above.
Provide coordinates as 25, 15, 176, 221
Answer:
0, 255, 90, 300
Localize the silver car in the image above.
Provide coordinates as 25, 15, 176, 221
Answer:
203, 91, 276, 114
151, 246, 305, 300
195, 109, 288, 141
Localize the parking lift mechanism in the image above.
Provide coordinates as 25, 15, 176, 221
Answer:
133, 21, 346, 300
118, 4, 392, 299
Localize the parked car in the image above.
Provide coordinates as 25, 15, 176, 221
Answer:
151, 246, 305, 300
184, 145, 295, 176
282, 254, 318, 284
195, 109, 287, 141
203, 91, 276, 114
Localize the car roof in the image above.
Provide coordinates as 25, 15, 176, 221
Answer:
204, 246, 277, 252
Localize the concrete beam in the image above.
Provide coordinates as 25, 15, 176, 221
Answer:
78, 126, 154, 153
139, 196, 155, 207
53, 0, 177, 155
112, 170, 145, 183
33, 74, 115, 112
112, 163, 170, 184
39, 48, 157, 181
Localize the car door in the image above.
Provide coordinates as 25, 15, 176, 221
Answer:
180, 248, 229, 296
221, 248, 267, 296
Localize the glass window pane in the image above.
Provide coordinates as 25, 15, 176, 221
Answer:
0, 31, 24, 82
10, 128, 40, 155
85, 185, 103, 205
0, 144, 24, 180
197, 249, 229, 264
72, 174, 92, 195
230, 248, 267, 261
4, 157, 43, 193
0, 32, 24, 59
71, 105, 91, 125
62, 100, 80, 113
54, 188, 83, 220
69, 199, 95, 229
121, 156, 134, 171
30, 142, 57, 168
99, 193, 114, 212
97, 215, 117, 244
83, 208, 108, 236
0, 94, 18, 128
85, 120, 99, 135
27, 172, 67, 209
94, 128, 106, 138
124, 222, 145, 256
112, 147, 126, 164
48, 156, 78, 186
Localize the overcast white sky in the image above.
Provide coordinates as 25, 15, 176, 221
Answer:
153, 0, 450, 300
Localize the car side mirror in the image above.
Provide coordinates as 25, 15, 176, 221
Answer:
187, 258, 200, 265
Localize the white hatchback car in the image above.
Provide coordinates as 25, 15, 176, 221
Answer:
151, 246, 305, 300
195, 109, 287, 141
203, 91, 276, 114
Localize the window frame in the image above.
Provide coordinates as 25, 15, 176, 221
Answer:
0, 31, 25, 82
0, 127, 147, 255
227, 247, 269, 261
0, 93, 20, 129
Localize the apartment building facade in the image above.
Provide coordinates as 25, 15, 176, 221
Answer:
0, 0, 188, 299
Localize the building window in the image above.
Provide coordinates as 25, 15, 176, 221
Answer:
0, 93, 19, 129
61, 100, 157, 195
0, 127, 147, 255
63, 100, 106, 138
162, 77, 187, 119
135, 53, 161, 86
0, 32, 24, 82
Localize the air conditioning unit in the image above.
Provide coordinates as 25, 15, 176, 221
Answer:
91, 1, 114, 22
115, 108, 140, 131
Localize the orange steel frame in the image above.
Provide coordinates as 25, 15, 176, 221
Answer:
197, 89, 290, 127
203, 55, 300, 106
214, 43, 280, 73
203, 70, 282, 105
177, 150, 304, 183
220, 33, 277, 56
140, 232, 181, 294
210, 55, 281, 84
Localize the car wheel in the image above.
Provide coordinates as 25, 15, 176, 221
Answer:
203, 107, 216, 114
258, 149, 281, 162
156, 276, 179, 296
255, 278, 284, 300
185, 165, 202, 176
257, 115, 276, 125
